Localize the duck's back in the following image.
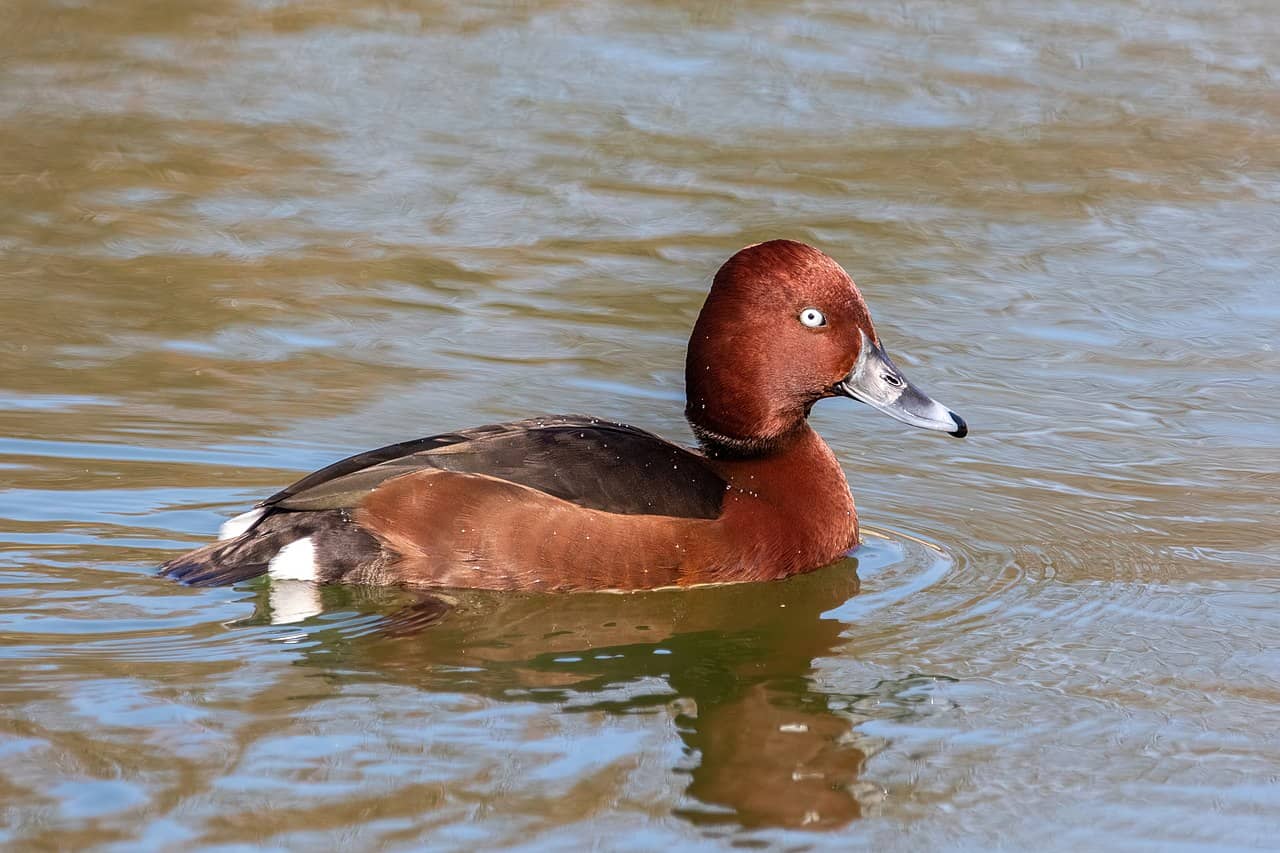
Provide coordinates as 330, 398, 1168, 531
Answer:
265, 415, 726, 519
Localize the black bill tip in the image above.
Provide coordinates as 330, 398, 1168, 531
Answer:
948, 412, 968, 438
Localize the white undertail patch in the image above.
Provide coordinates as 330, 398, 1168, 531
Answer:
219, 507, 266, 541
268, 536, 318, 581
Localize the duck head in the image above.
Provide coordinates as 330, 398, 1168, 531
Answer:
685, 239, 966, 456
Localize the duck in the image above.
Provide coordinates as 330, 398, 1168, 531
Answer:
161, 239, 966, 592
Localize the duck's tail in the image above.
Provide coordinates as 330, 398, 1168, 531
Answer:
160, 508, 384, 587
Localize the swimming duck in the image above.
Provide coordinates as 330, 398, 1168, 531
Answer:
161, 239, 965, 592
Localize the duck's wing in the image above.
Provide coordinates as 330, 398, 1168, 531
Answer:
262, 415, 727, 521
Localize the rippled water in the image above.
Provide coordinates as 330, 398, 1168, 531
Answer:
3, 0, 1279, 848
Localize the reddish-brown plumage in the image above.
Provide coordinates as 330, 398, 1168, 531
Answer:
685, 240, 876, 453
160, 239, 965, 593
356, 424, 854, 591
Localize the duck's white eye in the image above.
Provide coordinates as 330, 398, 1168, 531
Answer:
799, 307, 826, 328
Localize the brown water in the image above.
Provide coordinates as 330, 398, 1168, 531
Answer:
2, 0, 1278, 848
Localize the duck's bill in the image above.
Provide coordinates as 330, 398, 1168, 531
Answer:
835, 333, 967, 438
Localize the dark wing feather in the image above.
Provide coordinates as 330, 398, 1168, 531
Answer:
263, 415, 726, 520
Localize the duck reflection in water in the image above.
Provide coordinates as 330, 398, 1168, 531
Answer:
253, 559, 877, 829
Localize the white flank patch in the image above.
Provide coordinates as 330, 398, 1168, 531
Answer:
267, 536, 318, 581
269, 580, 323, 625
219, 507, 266, 541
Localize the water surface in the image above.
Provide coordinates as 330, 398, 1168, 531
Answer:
2, 0, 1278, 848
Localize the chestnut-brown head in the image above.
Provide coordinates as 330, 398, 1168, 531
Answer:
685, 240, 965, 456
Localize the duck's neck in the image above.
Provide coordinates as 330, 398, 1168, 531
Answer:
706, 423, 859, 576
707, 423, 848, 500
684, 360, 813, 459
688, 417, 807, 460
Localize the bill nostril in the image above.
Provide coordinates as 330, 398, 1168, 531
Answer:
882, 373, 902, 387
